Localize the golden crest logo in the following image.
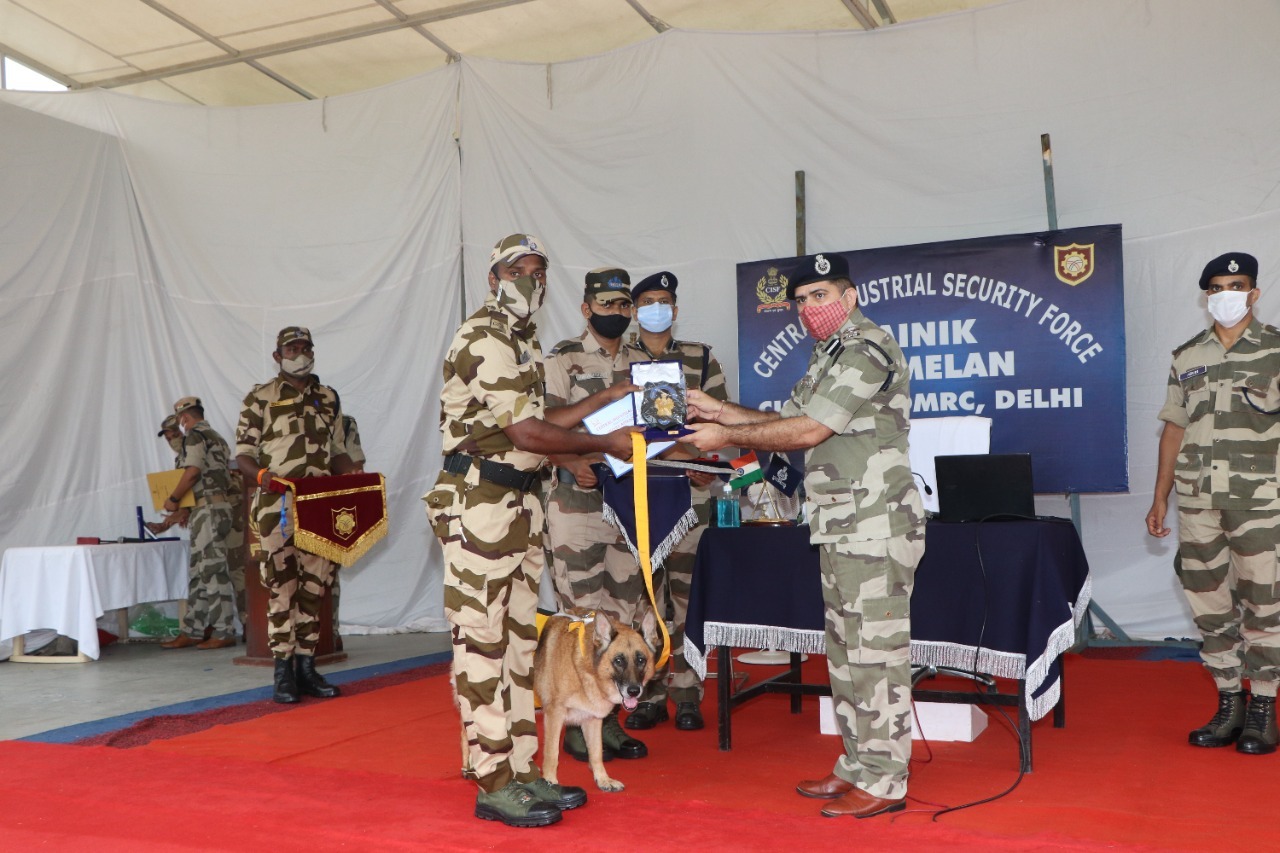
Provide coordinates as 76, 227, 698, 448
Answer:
1054, 243, 1094, 286
756, 267, 791, 313
332, 506, 357, 540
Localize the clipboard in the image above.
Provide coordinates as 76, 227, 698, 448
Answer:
147, 469, 195, 510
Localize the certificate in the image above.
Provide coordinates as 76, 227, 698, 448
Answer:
582, 396, 675, 478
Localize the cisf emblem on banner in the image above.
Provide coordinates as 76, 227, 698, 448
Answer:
755, 266, 791, 312
1054, 243, 1095, 286
332, 506, 358, 539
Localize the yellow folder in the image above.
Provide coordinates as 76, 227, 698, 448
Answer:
147, 469, 195, 510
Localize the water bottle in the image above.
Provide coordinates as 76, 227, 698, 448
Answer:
715, 481, 740, 528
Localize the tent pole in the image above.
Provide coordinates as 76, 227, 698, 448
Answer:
795, 170, 806, 255
1043, 135, 1178, 648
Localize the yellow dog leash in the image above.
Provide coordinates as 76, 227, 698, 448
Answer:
632, 430, 671, 668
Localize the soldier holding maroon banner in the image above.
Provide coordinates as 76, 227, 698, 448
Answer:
236, 326, 358, 704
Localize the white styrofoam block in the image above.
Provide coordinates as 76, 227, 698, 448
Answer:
819, 695, 837, 734
819, 697, 988, 742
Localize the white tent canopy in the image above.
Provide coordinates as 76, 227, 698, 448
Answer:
1, 0, 993, 106
3, 0, 1280, 638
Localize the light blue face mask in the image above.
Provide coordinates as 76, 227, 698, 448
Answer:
636, 302, 674, 333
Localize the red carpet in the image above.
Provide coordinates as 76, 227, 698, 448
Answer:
0, 654, 1268, 851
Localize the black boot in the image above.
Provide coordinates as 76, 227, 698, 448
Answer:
1187, 690, 1246, 747
296, 654, 341, 698
1236, 694, 1278, 755
273, 657, 300, 704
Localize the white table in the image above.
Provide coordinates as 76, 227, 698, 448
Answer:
0, 540, 188, 662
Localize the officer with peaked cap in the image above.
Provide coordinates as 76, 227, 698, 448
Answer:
621, 270, 730, 735
1148, 250, 1280, 755
426, 235, 638, 827
684, 251, 924, 819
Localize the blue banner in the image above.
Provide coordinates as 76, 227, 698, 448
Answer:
736, 225, 1127, 493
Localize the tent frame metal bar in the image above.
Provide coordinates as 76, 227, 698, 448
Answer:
82, 0, 533, 92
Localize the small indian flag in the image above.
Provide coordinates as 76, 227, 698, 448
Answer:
729, 451, 764, 490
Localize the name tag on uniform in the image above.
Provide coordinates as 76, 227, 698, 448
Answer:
1178, 366, 1207, 382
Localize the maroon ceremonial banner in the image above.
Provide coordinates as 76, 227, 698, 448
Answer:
282, 473, 387, 567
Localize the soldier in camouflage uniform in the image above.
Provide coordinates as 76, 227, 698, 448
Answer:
225, 468, 248, 631
328, 412, 366, 646
146, 414, 191, 535
158, 397, 239, 650
687, 253, 924, 819
424, 234, 636, 828
236, 327, 357, 704
622, 271, 730, 734
1147, 251, 1280, 755
543, 267, 651, 763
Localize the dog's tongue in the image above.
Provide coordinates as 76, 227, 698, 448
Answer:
622, 696, 639, 711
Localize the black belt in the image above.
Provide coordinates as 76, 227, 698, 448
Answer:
443, 453, 540, 493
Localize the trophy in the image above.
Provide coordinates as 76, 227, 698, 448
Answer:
630, 360, 690, 439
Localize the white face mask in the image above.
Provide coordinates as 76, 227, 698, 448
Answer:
1207, 290, 1252, 327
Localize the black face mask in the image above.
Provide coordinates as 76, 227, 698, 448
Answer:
588, 311, 631, 340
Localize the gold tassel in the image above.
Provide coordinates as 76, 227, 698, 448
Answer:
294, 518, 388, 567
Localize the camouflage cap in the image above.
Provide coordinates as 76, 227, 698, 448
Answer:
584, 267, 631, 303
172, 396, 201, 416
785, 252, 851, 299
157, 413, 180, 436
277, 326, 313, 349
489, 233, 549, 268
1199, 252, 1258, 290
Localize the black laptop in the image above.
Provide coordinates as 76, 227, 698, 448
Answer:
933, 453, 1036, 522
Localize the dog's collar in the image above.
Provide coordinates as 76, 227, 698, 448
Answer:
558, 610, 596, 657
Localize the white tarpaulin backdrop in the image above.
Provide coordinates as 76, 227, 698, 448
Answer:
3, 0, 1280, 638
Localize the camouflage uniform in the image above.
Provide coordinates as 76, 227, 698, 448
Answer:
424, 290, 549, 794
624, 333, 729, 706
328, 413, 366, 632
178, 420, 238, 641
543, 329, 636, 618
1159, 318, 1280, 697
782, 307, 925, 801
235, 374, 348, 659
226, 468, 248, 629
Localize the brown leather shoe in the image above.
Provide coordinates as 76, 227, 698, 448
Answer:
159, 634, 201, 649
820, 789, 906, 819
196, 637, 236, 650
796, 773, 855, 799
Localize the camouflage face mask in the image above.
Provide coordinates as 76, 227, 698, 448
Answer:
281, 353, 315, 378
495, 274, 545, 320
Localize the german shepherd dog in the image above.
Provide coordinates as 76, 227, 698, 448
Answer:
535, 609, 657, 792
